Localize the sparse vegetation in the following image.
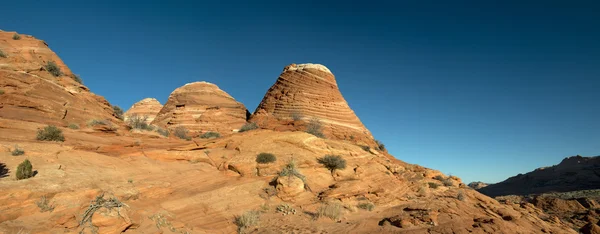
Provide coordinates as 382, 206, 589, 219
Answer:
156, 128, 169, 137
16, 159, 33, 180
112, 106, 124, 120
357, 202, 375, 211
291, 111, 303, 121
80, 194, 126, 232
12, 33, 21, 40
434, 175, 445, 181
68, 123, 79, 129
457, 191, 466, 201
127, 115, 153, 131
279, 159, 306, 182
442, 178, 454, 186
36, 125, 65, 142
317, 155, 347, 173
128, 179, 133, 183
44, 61, 62, 77
428, 182, 439, 189
276, 203, 296, 215
375, 139, 385, 151
0, 49, 6, 58
305, 118, 325, 138
87, 119, 109, 126
173, 126, 191, 140
70, 74, 83, 84
200, 131, 220, 139
0, 89, 4, 95
256, 153, 276, 164
239, 122, 258, 132
235, 210, 260, 232
360, 145, 371, 152
11, 145, 24, 156
36, 196, 55, 212
317, 203, 343, 220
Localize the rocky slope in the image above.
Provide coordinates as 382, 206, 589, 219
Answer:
478, 155, 600, 197
250, 63, 377, 147
123, 98, 162, 124
0, 31, 121, 128
151, 81, 249, 136
468, 181, 489, 190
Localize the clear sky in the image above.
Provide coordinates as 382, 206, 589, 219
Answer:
1, 1, 599, 183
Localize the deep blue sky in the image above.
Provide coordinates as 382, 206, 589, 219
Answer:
2, 1, 599, 183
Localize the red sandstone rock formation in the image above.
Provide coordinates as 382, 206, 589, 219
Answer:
151, 81, 248, 135
250, 63, 376, 146
0, 31, 121, 128
124, 98, 163, 124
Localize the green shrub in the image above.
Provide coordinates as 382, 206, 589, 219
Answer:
357, 202, 375, 211
235, 210, 260, 231
317, 203, 343, 220
11, 145, 24, 156
70, 74, 83, 84
375, 140, 385, 151
291, 111, 303, 121
306, 118, 325, 138
12, 33, 21, 40
127, 115, 153, 130
112, 106, 124, 120
173, 126, 191, 140
36, 125, 65, 142
239, 122, 258, 132
16, 159, 33, 180
68, 123, 79, 129
156, 128, 169, 137
317, 155, 346, 173
279, 159, 305, 182
0, 49, 6, 58
256, 153, 276, 164
44, 61, 62, 77
428, 182, 439, 189
200, 131, 220, 139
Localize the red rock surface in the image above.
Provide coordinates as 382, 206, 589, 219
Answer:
250, 63, 376, 146
151, 81, 248, 135
124, 98, 162, 124
0, 31, 121, 128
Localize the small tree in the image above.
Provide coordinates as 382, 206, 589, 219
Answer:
44, 61, 62, 77
306, 118, 325, 138
16, 159, 33, 180
173, 126, 191, 140
317, 155, 346, 173
12, 33, 21, 40
112, 106, 124, 120
256, 153, 276, 164
36, 125, 65, 142
239, 122, 258, 132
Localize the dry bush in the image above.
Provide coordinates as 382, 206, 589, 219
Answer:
11, 145, 24, 156
235, 210, 260, 232
357, 202, 375, 211
305, 118, 325, 138
36, 196, 55, 212
317, 203, 343, 220
239, 122, 258, 132
45, 61, 62, 77
173, 126, 191, 140
200, 131, 220, 139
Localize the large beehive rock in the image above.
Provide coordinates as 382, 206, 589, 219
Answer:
151, 82, 248, 135
124, 98, 163, 124
250, 63, 375, 145
0, 31, 121, 127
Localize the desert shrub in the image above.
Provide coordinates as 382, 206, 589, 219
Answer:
276, 203, 296, 215
290, 111, 303, 121
0, 89, 4, 95
428, 182, 439, 189
45, 61, 62, 77
235, 210, 260, 232
68, 123, 80, 129
156, 128, 169, 137
0, 49, 6, 58
12, 33, 21, 40
317, 155, 347, 173
173, 126, 191, 140
279, 159, 305, 182
112, 106, 124, 120
442, 178, 454, 186
317, 203, 343, 220
239, 122, 258, 132
305, 118, 325, 138
375, 139, 385, 151
360, 145, 370, 152
70, 74, 83, 84
256, 153, 276, 164
357, 202, 375, 211
87, 119, 109, 126
36, 196, 55, 212
200, 131, 220, 139
11, 145, 24, 156
457, 191, 466, 201
36, 125, 65, 142
16, 159, 33, 180
127, 115, 153, 130
434, 175, 445, 181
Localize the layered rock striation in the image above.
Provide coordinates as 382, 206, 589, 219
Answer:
124, 98, 163, 124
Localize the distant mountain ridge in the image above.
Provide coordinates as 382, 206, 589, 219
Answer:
478, 155, 600, 197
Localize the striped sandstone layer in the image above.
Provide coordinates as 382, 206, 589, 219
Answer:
124, 98, 163, 124
151, 82, 248, 135
250, 63, 376, 145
